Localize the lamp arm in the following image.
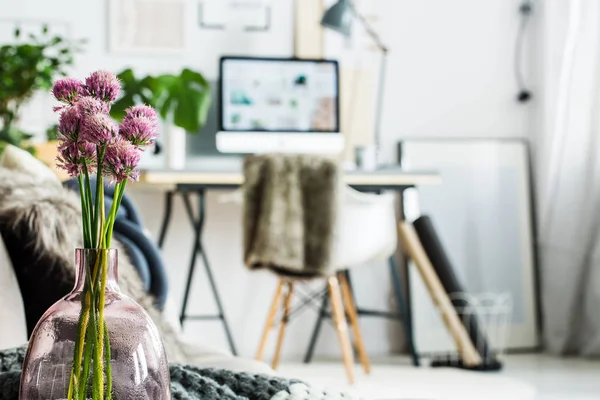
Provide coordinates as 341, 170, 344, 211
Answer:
349, 2, 388, 53
347, 2, 387, 160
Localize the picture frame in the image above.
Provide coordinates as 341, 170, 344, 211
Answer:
107, 0, 185, 54
399, 138, 540, 354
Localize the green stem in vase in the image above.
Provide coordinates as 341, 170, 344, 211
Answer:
104, 325, 113, 400
89, 300, 102, 400
68, 288, 90, 400
78, 306, 95, 400
92, 177, 107, 397
94, 250, 108, 397
79, 256, 99, 400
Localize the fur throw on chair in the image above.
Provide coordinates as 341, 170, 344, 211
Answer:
243, 154, 340, 278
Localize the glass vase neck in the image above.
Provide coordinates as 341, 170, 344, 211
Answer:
73, 248, 119, 293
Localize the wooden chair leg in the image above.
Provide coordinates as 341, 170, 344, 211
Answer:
255, 280, 285, 361
271, 281, 294, 370
328, 276, 356, 384
338, 272, 371, 374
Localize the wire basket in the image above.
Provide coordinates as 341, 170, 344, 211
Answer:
431, 292, 513, 371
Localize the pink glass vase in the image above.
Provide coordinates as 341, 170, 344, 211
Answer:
19, 249, 171, 399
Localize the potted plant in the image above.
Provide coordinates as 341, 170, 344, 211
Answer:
110, 68, 211, 169
0, 26, 84, 155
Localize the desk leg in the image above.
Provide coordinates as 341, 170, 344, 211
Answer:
179, 189, 238, 355
389, 256, 419, 366
158, 191, 174, 249
398, 187, 419, 366
179, 191, 202, 328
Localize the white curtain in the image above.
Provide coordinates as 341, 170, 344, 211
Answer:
537, 0, 600, 355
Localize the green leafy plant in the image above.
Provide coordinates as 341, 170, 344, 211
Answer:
0, 25, 84, 152
110, 68, 211, 133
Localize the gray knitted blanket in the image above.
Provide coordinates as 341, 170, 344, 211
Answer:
0, 346, 359, 400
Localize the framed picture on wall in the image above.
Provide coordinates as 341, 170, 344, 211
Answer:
400, 139, 540, 354
108, 0, 185, 54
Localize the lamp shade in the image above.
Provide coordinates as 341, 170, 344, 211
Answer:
321, 0, 353, 36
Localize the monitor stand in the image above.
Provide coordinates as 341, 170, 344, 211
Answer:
216, 132, 345, 155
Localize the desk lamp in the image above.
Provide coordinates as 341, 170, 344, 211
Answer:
321, 0, 388, 164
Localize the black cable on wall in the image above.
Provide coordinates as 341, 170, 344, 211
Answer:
516, 1, 534, 103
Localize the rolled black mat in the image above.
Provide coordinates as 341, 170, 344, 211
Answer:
413, 215, 494, 364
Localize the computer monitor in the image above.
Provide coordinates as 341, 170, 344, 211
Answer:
216, 56, 344, 154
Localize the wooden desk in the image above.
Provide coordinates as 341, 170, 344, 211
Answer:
138, 165, 439, 363
138, 167, 440, 189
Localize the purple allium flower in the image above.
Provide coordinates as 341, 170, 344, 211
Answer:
80, 113, 118, 145
124, 105, 158, 122
119, 116, 159, 148
75, 96, 111, 116
57, 106, 81, 141
103, 139, 141, 183
85, 70, 121, 102
52, 78, 85, 104
56, 140, 97, 177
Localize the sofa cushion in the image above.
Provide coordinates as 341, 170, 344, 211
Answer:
0, 145, 60, 185
0, 148, 75, 336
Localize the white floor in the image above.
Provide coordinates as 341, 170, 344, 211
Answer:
277, 354, 600, 400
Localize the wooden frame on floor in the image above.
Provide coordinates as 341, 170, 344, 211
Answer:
398, 222, 482, 366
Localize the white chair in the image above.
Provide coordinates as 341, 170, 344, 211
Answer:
222, 186, 402, 383
332, 188, 397, 269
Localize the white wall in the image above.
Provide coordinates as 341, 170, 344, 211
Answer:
375, 0, 536, 163
2, 0, 536, 361
2, 0, 293, 135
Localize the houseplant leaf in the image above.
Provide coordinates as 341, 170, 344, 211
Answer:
168, 68, 211, 132
112, 67, 212, 133
111, 69, 159, 120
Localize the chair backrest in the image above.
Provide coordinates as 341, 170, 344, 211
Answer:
222, 185, 398, 274
331, 188, 398, 270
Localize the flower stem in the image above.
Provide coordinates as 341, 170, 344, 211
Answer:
79, 257, 99, 400
88, 299, 102, 400
78, 301, 95, 400
104, 181, 126, 247
84, 169, 94, 245
92, 147, 105, 247
104, 325, 112, 400
68, 290, 90, 400
77, 175, 91, 248
94, 249, 107, 398
92, 180, 107, 398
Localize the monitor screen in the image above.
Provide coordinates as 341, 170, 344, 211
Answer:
220, 57, 339, 132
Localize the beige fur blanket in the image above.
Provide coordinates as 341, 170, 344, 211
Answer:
243, 154, 340, 278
